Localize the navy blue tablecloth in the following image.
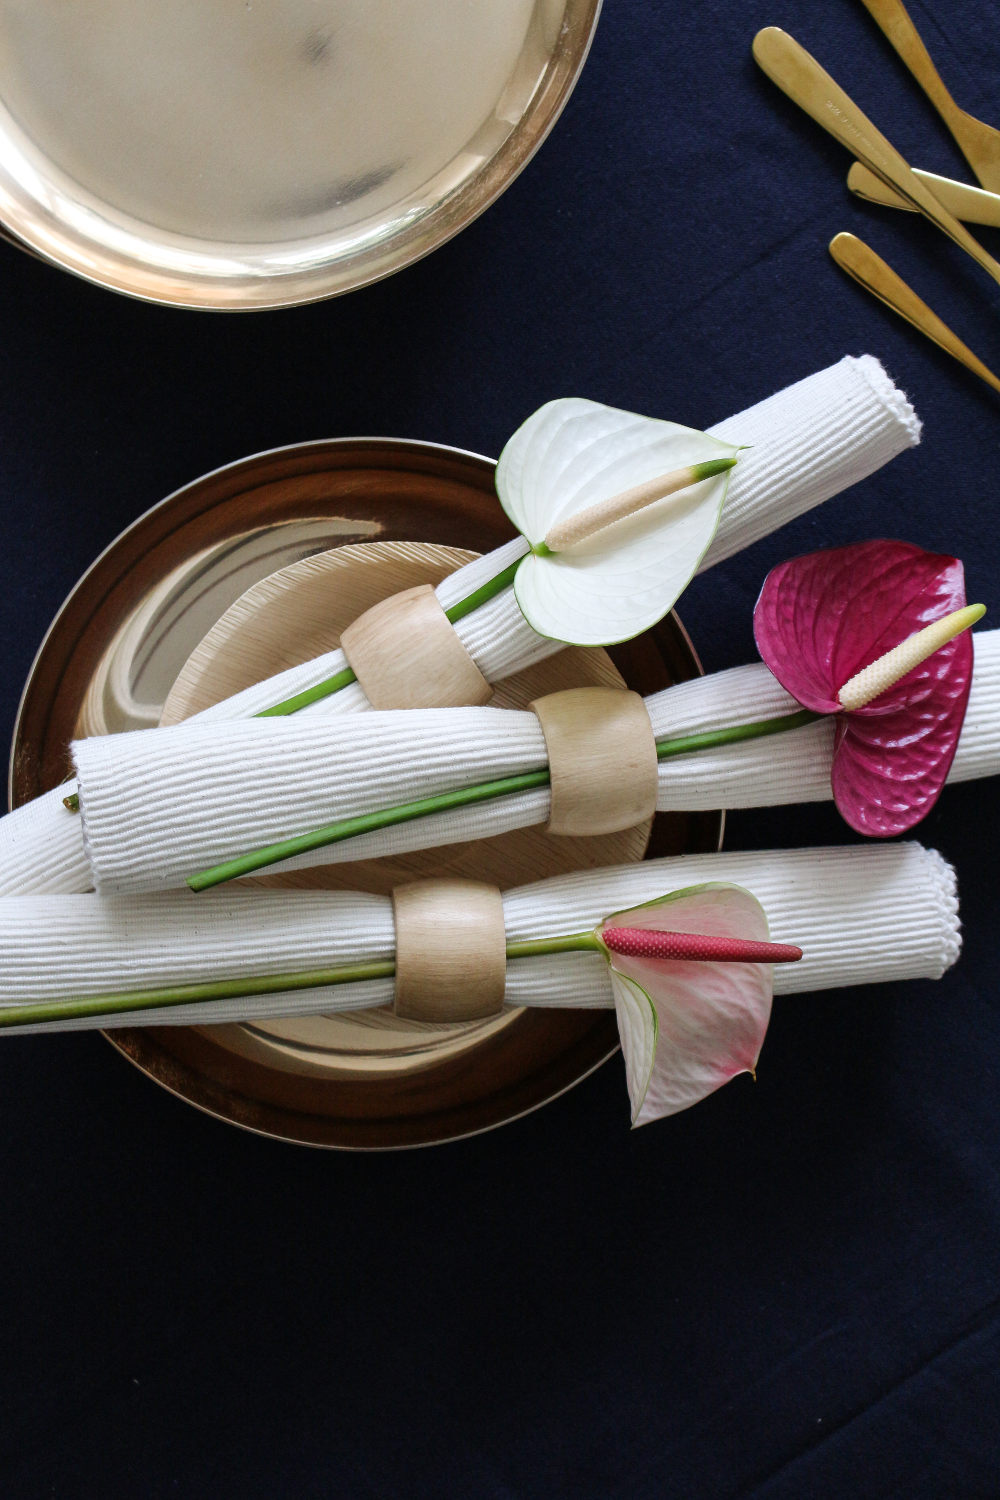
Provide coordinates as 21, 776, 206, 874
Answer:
1, 2, 998, 1495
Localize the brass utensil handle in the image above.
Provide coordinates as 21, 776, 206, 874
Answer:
830, 231, 1000, 394
752, 27, 1000, 287
848, 162, 1000, 228
857, 0, 961, 124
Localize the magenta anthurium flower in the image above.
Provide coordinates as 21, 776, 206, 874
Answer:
753, 540, 983, 837
596, 883, 801, 1127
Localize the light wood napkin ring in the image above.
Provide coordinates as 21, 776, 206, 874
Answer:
392, 878, 507, 1022
339, 584, 492, 709
531, 686, 658, 836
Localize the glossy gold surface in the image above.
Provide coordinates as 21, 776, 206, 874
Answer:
830, 232, 1000, 397
848, 162, 1000, 228
11, 439, 722, 1148
858, 0, 1000, 193
0, 1, 600, 309
752, 27, 1000, 290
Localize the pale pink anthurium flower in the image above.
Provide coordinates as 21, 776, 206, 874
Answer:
597, 883, 801, 1128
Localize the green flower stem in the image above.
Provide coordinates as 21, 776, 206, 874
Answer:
439, 556, 523, 626
59, 557, 527, 810
255, 665, 358, 719
0, 959, 397, 1029
0, 929, 601, 1030
189, 706, 826, 892
188, 768, 553, 890
256, 556, 524, 718
505, 932, 603, 959
655, 706, 823, 759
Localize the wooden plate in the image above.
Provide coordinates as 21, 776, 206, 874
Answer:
10, 438, 723, 1147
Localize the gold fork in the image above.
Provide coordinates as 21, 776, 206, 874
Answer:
858, 0, 1000, 192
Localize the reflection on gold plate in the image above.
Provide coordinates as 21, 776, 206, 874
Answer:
0, 1, 601, 308
10, 439, 722, 1147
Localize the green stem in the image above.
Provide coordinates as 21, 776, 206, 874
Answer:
60, 557, 527, 811
188, 768, 553, 891
189, 706, 826, 892
0, 929, 600, 1030
440, 556, 523, 626
505, 932, 602, 959
256, 557, 523, 718
656, 707, 822, 759
0, 958, 397, 1029
255, 665, 358, 718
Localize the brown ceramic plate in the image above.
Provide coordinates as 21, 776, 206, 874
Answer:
0, 1, 601, 309
10, 438, 723, 1147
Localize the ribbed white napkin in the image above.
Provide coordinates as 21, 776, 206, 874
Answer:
193, 353, 921, 720
73, 630, 1000, 894
0, 843, 959, 1032
0, 353, 920, 897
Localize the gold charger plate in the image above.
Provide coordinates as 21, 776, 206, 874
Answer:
0, 1, 600, 309
10, 438, 722, 1147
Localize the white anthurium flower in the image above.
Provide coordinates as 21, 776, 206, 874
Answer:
496, 398, 741, 646
596, 883, 795, 1127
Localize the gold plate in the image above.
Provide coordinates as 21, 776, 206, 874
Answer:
0, 1, 600, 309
10, 438, 722, 1147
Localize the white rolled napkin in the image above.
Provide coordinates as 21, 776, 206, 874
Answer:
0, 843, 959, 1032
72, 629, 999, 895
179, 353, 923, 722
0, 353, 919, 896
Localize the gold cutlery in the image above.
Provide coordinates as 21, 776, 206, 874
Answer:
848, 161, 1000, 228
830, 232, 1000, 395
857, 0, 1000, 193
752, 27, 1000, 290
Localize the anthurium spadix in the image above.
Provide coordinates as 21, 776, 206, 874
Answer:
595, 883, 802, 1127
496, 399, 740, 646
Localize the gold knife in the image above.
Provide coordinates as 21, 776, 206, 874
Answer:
848, 162, 1000, 228
830, 232, 1000, 395
752, 27, 1000, 289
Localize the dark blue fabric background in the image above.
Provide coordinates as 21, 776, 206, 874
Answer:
1, 2, 999, 1495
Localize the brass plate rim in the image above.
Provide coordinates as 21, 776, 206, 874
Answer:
0, 1, 603, 310
107, 1015, 625, 1153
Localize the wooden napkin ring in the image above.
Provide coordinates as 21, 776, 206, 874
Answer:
339, 584, 492, 709
531, 686, 658, 836
392, 878, 507, 1022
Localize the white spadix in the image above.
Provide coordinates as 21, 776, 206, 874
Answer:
542, 458, 737, 553
837, 604, 986, 711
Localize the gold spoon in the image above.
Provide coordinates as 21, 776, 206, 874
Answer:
857, 0, 1000, 193
752, 27, 1000, 290
830, 231, 1000, 395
